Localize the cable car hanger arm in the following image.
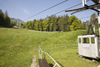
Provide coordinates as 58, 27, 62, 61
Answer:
65, 3, 100, 15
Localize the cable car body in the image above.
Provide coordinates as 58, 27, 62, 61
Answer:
78, 34, 100, 59
77, 25, 100, 59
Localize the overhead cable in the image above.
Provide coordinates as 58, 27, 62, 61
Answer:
79, 16, 90, 19
53, 0, 90, 15
25, 0, 68, 20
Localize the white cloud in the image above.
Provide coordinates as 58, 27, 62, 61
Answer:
23, 9, 30, 14
19, 7, 30, 14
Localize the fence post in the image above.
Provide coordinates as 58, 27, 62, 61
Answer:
39, 45, 40, 58
41, 51, 43, 59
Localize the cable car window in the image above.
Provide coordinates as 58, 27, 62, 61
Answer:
91, 37, 95, 43
83, 38, 89, 43
79, 38, 81, 43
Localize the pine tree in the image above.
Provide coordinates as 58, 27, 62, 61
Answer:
0, 9, 4, 26
90, 13, 98, 29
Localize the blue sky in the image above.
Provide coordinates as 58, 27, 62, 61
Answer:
0, 0, 96, 22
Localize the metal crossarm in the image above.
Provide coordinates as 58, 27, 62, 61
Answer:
65, 3, 100, 15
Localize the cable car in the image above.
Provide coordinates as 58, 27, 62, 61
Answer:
77, 25, 100, 60
65, 0, 100, 60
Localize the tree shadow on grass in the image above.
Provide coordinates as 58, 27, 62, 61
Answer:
49, 63, 53, 67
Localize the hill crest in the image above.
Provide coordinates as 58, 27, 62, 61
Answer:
10, 18, 25, 25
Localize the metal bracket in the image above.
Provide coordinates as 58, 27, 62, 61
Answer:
87, 25, 95, 34
65, 3, 100, 15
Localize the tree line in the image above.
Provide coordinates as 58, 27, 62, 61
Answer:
0, 9, 15, 28
0, 8, 98, 31
82, 13, 98, 30
24, 13, 98, 31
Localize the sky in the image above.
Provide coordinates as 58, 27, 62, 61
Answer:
0, 0, 97, 22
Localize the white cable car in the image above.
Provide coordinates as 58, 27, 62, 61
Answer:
65, 0, 100, 60
77, 25, 100, 60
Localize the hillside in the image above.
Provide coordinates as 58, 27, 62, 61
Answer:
0, 28, 99, 67
10, 18, 25, 25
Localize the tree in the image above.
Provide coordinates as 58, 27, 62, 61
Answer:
38, 19, 43, 31
42, 19, 49, 31
82, 21, 86, 30
3, 14, 11, 27
85, 20, 90, 30
56, 16, 60, 31
34, 20, 39, 30
33, 19, 36, 30
58, 16, 62, 31
90, 13, 98, 29
70, 19, 82, 31
58, 16, 66, 31
25, 21, 33, 30
21, 23, 26, 28
0, 9, 4, 26
5, 10, 8, 16
0, 9, 14, 28
39, 20, 43, 31
61, 14, 69, 32
49, 15, 55, 31
10, 21, 15, 27
68, 15, 78, 25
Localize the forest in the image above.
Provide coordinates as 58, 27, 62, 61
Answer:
22, 12, 99, 32
0, 9, 98, 31
0, 9, 15, 28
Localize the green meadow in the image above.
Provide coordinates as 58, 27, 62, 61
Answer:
0, 28, 100, 67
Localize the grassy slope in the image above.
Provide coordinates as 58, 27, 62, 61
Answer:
0, 28, 99, 67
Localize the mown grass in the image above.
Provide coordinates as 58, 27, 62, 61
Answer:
0, 27, 99, 67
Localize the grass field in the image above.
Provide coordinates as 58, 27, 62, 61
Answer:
0, 27, 100, 67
